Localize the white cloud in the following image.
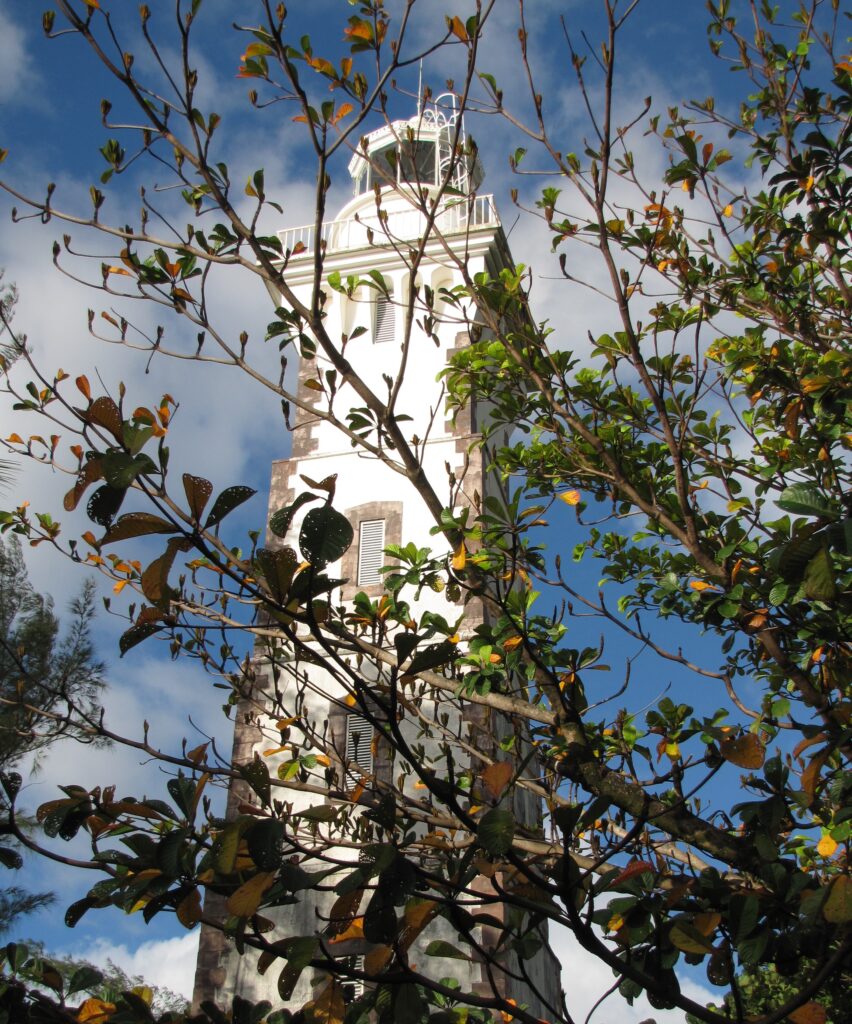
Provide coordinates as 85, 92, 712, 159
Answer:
57, 931, 200, 999
0, 8, 35, 104
552, 927, 717, 1024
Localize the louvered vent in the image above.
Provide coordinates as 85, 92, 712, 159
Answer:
357, 519, 385, 586
342, 955, 365, 1001
345, 713, 374, 785
374, 293, 395, 344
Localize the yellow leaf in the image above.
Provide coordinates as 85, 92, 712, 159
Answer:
447, 15, 468, 41
226, 871, 275, 917
665, 740, 681, 760
817, 834, 837, 858
77, 998, 115, 1023
607, 913, 624, 932
451, 542, 466, 571
559, 490, 581, 506
304, 980, 345, 1024
723, 203, 733, 217
823, 875, 851, 923
82, 0, 101, 7
131, 986, 153, 1006
669, 921, 713, 954
503, 636, 522, 651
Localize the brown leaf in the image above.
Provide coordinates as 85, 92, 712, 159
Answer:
364, 944, 393, 975
719, 733, 765, 769
183, 473, 213, 522
86, 395, 123, 440
789, 1002, 827, 1024
481, 761, 513, 801
326, 888, 363, 937
176, 888, 202, 929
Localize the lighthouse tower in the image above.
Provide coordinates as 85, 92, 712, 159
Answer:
192, 100, 562, 1020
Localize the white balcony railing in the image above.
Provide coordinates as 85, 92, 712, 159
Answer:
277, 194, 499, 258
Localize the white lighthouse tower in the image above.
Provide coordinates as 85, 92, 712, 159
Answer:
192, 100, 562, 1021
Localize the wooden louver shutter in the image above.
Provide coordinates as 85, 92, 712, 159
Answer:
345, 713, 374, 784
357, 519, 385, 586
374, 293, 395, 344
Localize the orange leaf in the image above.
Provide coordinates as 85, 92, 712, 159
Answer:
559, 490, 581, 506
719, 733, 765, 769
503, 636, 523, 651
328, 915, 364, 944
609, 860, 655, 888
76, 998, 115, 1023
76, 375, 92, 400
689, 580, 718, 592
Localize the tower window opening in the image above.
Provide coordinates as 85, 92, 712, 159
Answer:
373, 293, 395, 345
357, 519, 385, 586
341, 956, 365, 1001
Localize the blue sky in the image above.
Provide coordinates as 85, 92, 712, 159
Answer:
0, 0, 767, 1017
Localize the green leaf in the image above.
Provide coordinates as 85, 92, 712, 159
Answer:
269, 492, 318, 538
277, 937, 319, 1000
477, 807, 515, 856
803, 546, 836, 601
255, 546, 299, 603
64, 897, 93, 928
239, 756, 271, 805
298, 804, 338, 822
299, 505, 354, 569
777, 484, 839, 520
101, 451, 156, 489
204, 485, 257, 528
246, 819, 284, 871
86, 484, 127, 527
424, 940, 470, 960
68, 965, 105, 996
407, 641, 457, 675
